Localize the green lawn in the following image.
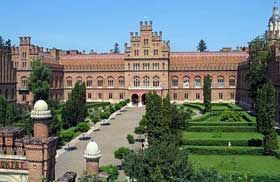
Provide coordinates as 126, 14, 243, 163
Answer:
190, 154, 280, 177
182, 132, 262, 140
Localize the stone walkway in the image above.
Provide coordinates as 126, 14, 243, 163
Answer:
55, 107, 145, 179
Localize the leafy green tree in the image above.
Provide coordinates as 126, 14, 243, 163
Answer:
28, 59, 51, 102
0, 97, 18, 126
247, 36, 271, 105
197, 39, 207, 52
145, 91, 163, 145
62, 82, 87, 128
126, 134, 135, 145
151, 165, 165, 182
256, 81, 278, 155
203, 74, 212, 113
100, 165, 119, 182
123, 142, 193, 182
5, 39, 11, 47
113, 42, 120, 53
114, 147, 131, 160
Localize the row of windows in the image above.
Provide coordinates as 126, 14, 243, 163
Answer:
66, 77, 125, 88
0, 89, 15, 101
134, 49, 159, 56
172, 92, 235, 100
128, 62, 164, 70
68, 92, 125, 100
171, 76, 236, 88
133, 76, 160, 87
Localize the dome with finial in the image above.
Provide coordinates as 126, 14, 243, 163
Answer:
84, 140, 102, 159
31, 100, 51, 119
271, 1, 280, 21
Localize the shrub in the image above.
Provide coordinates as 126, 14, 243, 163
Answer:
127, 134, 135, 145
189, 122, 256, 127
248, 139, 262, 147
60, 128, 75, 142
75, 122, 90, 133
114, 147, 131, 160
220, 109, 241, 122
100, 165, 119, 181
90, 115, 100, 123
100, 112, 110, 120
109, 105, 115, 114
114, 103, 122, 111
134, 125, 145, 134
185, 146, 264, 155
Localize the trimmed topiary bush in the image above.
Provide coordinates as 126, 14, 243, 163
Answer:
100, 112, 110, 120
75, 122, 90, 133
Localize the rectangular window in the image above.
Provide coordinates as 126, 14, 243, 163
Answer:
97, 80, 103, 87
119, 79, 125, 87
184, 93, 189, 100
87, 80, 92, 88
153, 63, 159, 70
133, 63, 140, 70
230, 92, 235, 100
144, 49, 149, 56
173, 93, 177, 100
109, 93, 113, 99
120, 93, 124, 99
22, 94, 26, 102
67, 80, 72, 88
98, 93, 103, 99
143, 63, 149, 70
196, 93, 200, 100
88, 93, 91, 99
108, 80, 114, 87
219, 93, 224, 100
154, 49, 159, 56
134, 50, 139, 56
144, 39, 149, 45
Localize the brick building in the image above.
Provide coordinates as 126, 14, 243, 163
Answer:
0, 44, 16, 102
0, 100, 58, 182
11, 21, 248, 107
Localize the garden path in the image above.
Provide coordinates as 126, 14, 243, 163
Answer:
55, 106, 145, 180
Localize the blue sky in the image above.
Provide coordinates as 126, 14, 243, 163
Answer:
0, 0, 275, 52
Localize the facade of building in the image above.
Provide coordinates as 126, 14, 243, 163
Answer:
0, 45, 16, 102
12, 21, 248, 106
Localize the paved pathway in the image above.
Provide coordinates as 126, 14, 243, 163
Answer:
55, 107, 145, 179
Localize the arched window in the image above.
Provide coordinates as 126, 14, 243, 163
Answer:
218, 76, 224, 88
66, 77, 72, 88
97, 77, 104, 87
229, 76, 236, 87
21, 76, 28, 89
143, 76, 150, 87
183, 77, 190, 88
172, 76, 178, 87
194, 76, 201, 88
76, 76, 82, 84
133, 76, 140, 87
153, 76, 160, 87
118, 76, 125, 87
86, 76, 93, 88
107, 77, 114, 87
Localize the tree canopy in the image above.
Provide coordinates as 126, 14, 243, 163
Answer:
28, 59, 51, 102
113, 42, 120, 53
256, 81, 278, 155
62, 82, 87, 128
197, 39, 207, 52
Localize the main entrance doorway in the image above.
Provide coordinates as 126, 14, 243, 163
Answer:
131, 94, 139, 105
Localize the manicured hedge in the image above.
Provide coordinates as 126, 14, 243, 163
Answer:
189, 122, 256, 127
86, 102, 111, 109
183, 139, 262, 147
185, 146, 264, 155
187, 126, 256, 132
183, 103, 205, 112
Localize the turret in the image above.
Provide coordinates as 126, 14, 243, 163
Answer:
19, 37, 31, 46
84, 140, 102, 176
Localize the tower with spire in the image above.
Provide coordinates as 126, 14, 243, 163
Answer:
266, 2, 280, 40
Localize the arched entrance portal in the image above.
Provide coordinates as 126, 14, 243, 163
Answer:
131, 94, 139, 105
141, 94, 146, 105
